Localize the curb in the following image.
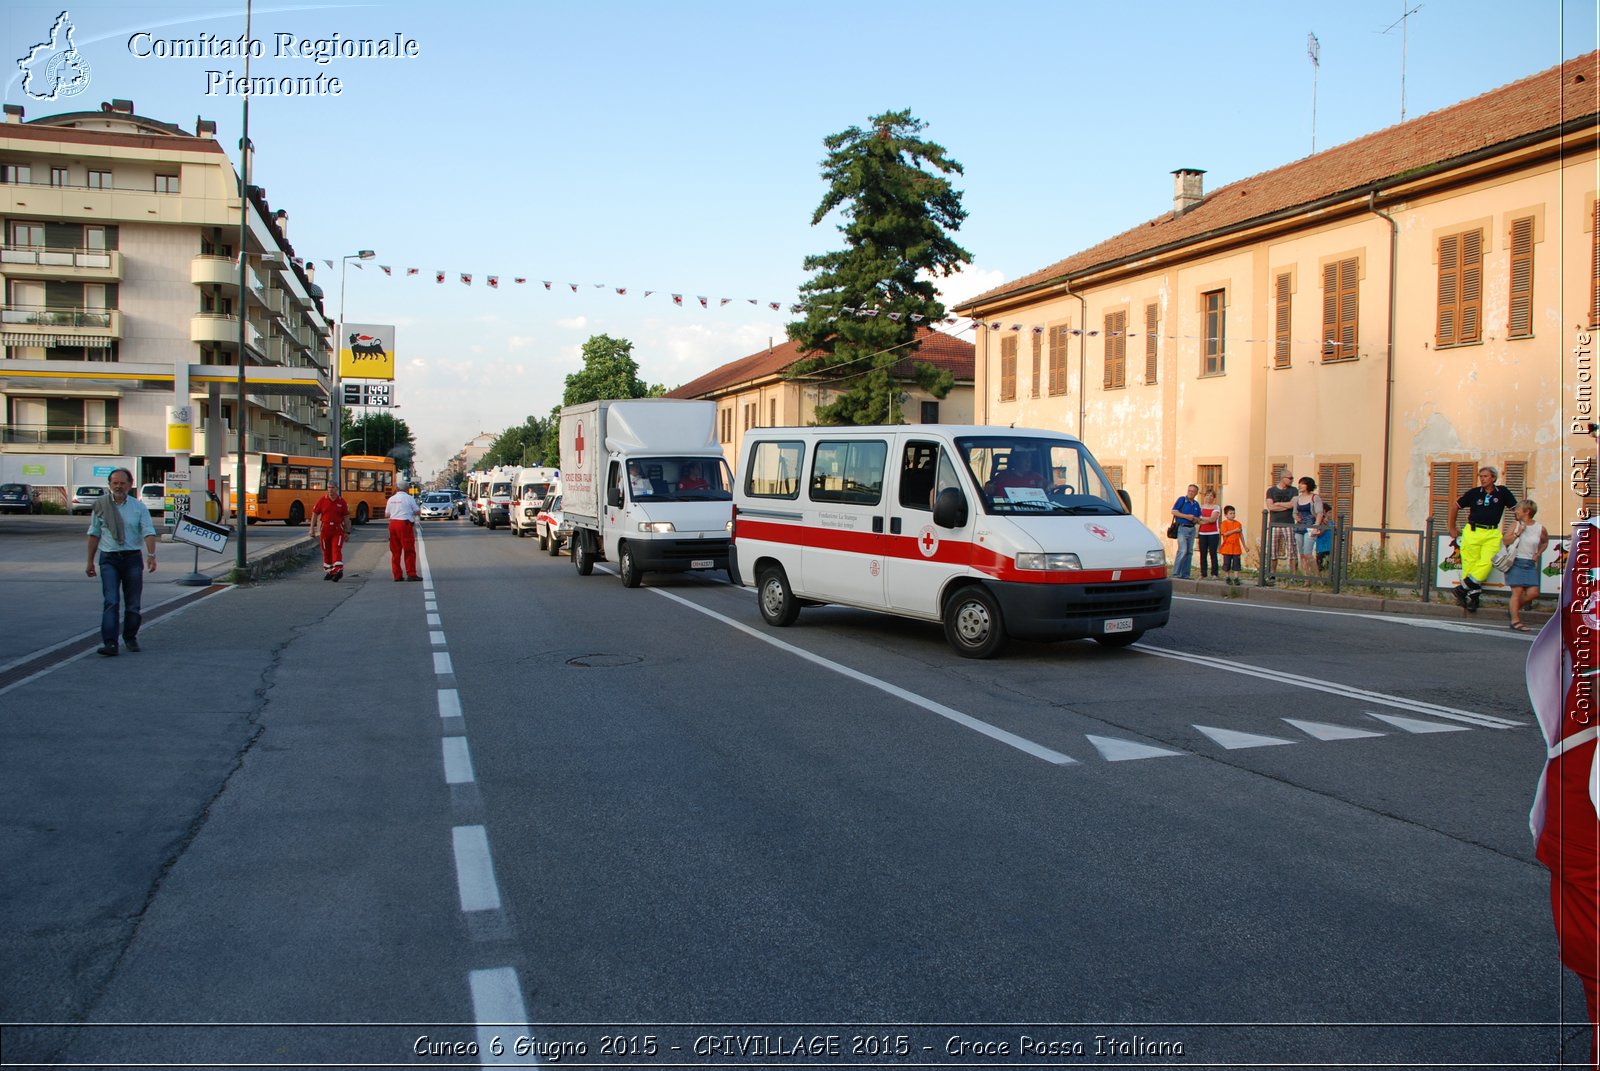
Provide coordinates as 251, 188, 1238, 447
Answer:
234, 535, 316, 582
1170, 577, 1553, 629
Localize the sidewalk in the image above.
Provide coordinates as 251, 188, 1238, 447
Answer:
1168, 574, 1553, 631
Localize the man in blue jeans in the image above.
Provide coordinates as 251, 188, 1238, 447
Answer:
84, 468, 158, 656
1170, 483, 1201, 579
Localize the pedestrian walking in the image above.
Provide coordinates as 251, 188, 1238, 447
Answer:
385, 481, 422, 582
84, 467, 157, 656
1196, 490, 1222, 579
310, 482, 351, 581
1169, 484, 1201, 579
1502, 501, 1548, 631
1262, 473, 1296, 583
1447, 465, 1517, 612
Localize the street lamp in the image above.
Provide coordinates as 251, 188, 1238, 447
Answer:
331, 249, 375, 489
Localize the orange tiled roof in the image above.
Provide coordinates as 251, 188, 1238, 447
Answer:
668, 327, 974, 399
956, 50, 1600, 312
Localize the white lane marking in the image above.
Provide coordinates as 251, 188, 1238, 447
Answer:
438, 689, 462, 719
430, 630, 447, 647
1086, 735, 1187, 762
451, 825, 502, 912
1133, 643, 1522, 729
442, 736, 476, 784
427, 612, 441, 626
1194, 725, 1297, 750
1285, 718, 1385, 741
648, 587, 1077, 766
434, 652, 453, 676
470, 967, 530, 1067
1368, 711, 1470, 734
1173, 594, 1536, 639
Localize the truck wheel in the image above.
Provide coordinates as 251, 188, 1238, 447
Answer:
573, 534, 594, 576
618, 545, 643, 588
943, 585, 1006, 659
1094, 631, 1143, 649
355, 503, 369, 525
757, 566, 800, 627
287, 501, 305, 526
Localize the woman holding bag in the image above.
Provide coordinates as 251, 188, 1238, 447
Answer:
1502, 500, 1547, 631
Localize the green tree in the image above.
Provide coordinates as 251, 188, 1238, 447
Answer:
787, 109, 970, 425
482, 413, 557, 468
562, 334, 654, 406
344, 411, 414, 469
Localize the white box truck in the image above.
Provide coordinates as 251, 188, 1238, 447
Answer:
559, 399, 733, 586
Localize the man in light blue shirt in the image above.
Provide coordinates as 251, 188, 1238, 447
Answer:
85, 467, 157, 656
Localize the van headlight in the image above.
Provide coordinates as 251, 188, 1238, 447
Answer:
638, 521, 675, 533
1014, 552, 1082, 571
1145, 550, 1166, 566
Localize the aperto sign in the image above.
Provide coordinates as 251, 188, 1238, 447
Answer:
172, 513, 230, 555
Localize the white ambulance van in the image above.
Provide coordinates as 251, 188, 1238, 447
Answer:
731, 425, 1171, 658
510, 465, 558, 538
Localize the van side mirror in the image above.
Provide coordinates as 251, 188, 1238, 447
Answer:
932, 488, 968, 529
607, 485, 624, 508
1117, 488, 1133, 512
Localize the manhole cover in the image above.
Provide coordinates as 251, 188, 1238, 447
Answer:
566, 653, 643, 668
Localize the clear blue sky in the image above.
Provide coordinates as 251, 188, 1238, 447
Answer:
5, 0, 1596, 474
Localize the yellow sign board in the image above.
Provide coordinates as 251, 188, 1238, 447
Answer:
338, 322, 396, 380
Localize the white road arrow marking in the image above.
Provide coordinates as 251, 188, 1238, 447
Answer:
1194, 725, 1298, 750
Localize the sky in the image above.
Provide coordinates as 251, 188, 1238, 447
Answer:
4, 0, 1597, 475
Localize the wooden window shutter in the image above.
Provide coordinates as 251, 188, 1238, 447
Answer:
1508, 217, 1534, 338
1321, 262, 1338, 359
999, 335, 1016, 401
1501, 459, 1527, 533
1317, 462, 1355, 528
1030, 330, 1042, 398
1104, 465, 1124, 490
1429, 461, 1478, 529
1104, 310, 1126, 389
1145, 303, 1159, 384
1437, 234, 1459, 345
1460, 230, 1482, 343
1336, 258, 1359, 360
1274, 272, 1291, 368
1048, 325, 1069, 396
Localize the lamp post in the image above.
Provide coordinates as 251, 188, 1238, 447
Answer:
331, 249, 375, 489
233, 0, 254, 571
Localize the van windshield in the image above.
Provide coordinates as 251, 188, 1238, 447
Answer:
625, 457, 733, 501
490, 482, 512, 497
955, 436, 1127, 516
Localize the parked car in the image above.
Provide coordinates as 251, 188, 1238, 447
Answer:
0, 482, 40, 514
68, 485, 106, 515
419, 491, 455, 520
139, 482, 167, 520
534, 491, 565, 556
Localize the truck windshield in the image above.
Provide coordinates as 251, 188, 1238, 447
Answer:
955, 436, 1127, 516
626, 457, 733, 501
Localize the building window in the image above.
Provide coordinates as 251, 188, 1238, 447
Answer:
1317, 462, 1355, 530
0, 165, 31, 184
719, 407, 731, 444
88, 170, 111, 189
1047, 325, 1070, 396
1508, 216, 1534, 339
769, 398, 776, 426
1029, 330, 1042, 398
1144, 303, 1159, 384
1203, 290, 1226, 375
1103, 465, 1125, 490
1103, 310, 1126, 389
920, 400, 939, 424
1322, 258, 1359, 361
50, 167, 68, 187
1436, 229, 1483, 346
1196, 464, 1222, 499
1428, 461, 1477, 531
155, 174, 179, 194
998, 334, 1016, 401
1274, 272, 1292, 368
1501, 459, 1528, 534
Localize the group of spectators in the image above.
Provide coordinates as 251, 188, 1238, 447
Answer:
1168, 476, 1334, 584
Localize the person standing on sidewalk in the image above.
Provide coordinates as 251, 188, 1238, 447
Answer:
1218, 505, 1247, 586
84, 467, 157, 656
310, 482, 351, 582
1196, 490, 1222, 580
1169, 484, 1201, 579
385, 482, 422, 582
1448, 465, 1517, 612
1262, 473, 1296, 583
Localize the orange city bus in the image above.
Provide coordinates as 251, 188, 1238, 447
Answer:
229, 453, 396, 525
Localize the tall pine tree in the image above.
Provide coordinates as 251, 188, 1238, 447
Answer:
787, 109, 970, 425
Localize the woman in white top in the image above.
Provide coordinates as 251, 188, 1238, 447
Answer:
1502, 499, 1548, 631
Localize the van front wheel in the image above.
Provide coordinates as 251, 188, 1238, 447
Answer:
618, 545, 642, 588
943, 586, 1006, 659
757, 567, 800, 627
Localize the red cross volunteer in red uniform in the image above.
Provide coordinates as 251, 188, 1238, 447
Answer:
1528, 423, 1600, 1068
310, 484, 350, 581
385, 483, 422, 581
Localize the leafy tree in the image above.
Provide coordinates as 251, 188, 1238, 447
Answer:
562, 334, 655, 405
787, 109, 970, 425
482, 413, 557, 468
343, 411, 414, 465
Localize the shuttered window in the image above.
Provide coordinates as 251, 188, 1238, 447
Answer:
1317, 462, 1355, 530
1322, 258, 1359, 361
999, 335, 1016, 401
1508, 217, 1534, 339
1501, 460, 1527, 534
1103, 310, 1126, 389
1047, 325, 1070, 396
1274, 272, 1291, 368
1196, 464, 1222, 498
1104, 465, 1125, 490
1437, 230, 1483, 346
1203, 290, 1226, 374
1428, 461, 1477, 530
1144, 303, 1159, 384
1030, 330, 1042, 398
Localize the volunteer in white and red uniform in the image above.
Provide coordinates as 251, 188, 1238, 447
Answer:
1528, 422, 1600, 1069
385, 482, 422, 582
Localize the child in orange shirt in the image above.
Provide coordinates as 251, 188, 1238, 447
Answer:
1218, 505, 1246, 587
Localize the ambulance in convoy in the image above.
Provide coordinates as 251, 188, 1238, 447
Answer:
559, 399, 733, 587
509, 465, 558, 538
730, 424, 1171, 658
466, 466, 516, 529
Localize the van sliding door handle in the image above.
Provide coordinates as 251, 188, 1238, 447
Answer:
872, 517, 884, 534
889, 517, 901, 535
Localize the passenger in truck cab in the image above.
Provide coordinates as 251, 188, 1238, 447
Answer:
988, 450, 1047, 498
677, 462, 710, 492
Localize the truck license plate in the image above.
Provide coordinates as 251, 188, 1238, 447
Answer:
1103, 618, 1133, 634
691, 559, 714, 570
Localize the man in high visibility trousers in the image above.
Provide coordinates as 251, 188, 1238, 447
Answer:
385, 482, 421, 581
1449, 465, 1518, 612
309, 483, 350, 581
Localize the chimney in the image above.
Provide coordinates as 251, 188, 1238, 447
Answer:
3, 104, 23, 123
1172, 168, 1206, 216
273, 209, 287, 238
108, 99, 134, 114
195, 116, 216, 137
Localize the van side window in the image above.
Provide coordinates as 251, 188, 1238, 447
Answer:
898, 441, 940, 511
810, 440, 887, 505
746, 440, 804, 499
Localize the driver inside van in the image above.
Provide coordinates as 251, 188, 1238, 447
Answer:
678, 463, 710, 492
989, 451, 1047, 498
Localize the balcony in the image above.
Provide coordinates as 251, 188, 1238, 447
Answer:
190, 312, 263, 354
264, 335, 290, 365
0, 304, 121, 347
1, 244, 122, 281
190, 254, 236, 288
1, 422, 122, 455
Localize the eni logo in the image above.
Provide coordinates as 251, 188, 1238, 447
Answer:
346, 333, 387, 362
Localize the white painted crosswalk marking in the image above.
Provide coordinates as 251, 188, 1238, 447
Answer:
1086, 735, 1186, 762
1194, 725, 1297, 750
1367, 712, 1470, 734
1284, 718, 1386, 741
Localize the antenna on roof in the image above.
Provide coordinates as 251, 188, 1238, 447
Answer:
1379, 3, 1424, 122
1307, 32, 1320, 154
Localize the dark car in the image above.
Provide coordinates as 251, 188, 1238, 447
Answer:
0, 482, 40, 514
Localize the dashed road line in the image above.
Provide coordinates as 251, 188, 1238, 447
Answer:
438, 689, 462, 719
451, 825, 502, 912
443, 737, 476, 784
470, 967, 531, 1066
434, 651, 454, 676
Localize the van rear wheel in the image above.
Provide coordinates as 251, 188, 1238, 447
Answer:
757, 566, 800, 627
943, 586, 1006, 659
573, 534, 594, 576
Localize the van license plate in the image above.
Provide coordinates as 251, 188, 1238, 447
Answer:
1103, 618, 1133, 634
691, 559, 714, 569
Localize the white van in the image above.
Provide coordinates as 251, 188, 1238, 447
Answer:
510, 465, 557, 538
731, 425, 1171, 658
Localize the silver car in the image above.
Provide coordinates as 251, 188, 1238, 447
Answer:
68, 485, 106, 515
419, 491, 454, 519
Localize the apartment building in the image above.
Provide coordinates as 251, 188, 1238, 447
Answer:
956, 51, 1599, 540
669, 327, 975, 469
0, 99, 331, 499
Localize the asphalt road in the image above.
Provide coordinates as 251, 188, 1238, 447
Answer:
0, 515, 1585, 1069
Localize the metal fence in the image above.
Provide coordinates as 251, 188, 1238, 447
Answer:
1254, 510, 1441, 599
